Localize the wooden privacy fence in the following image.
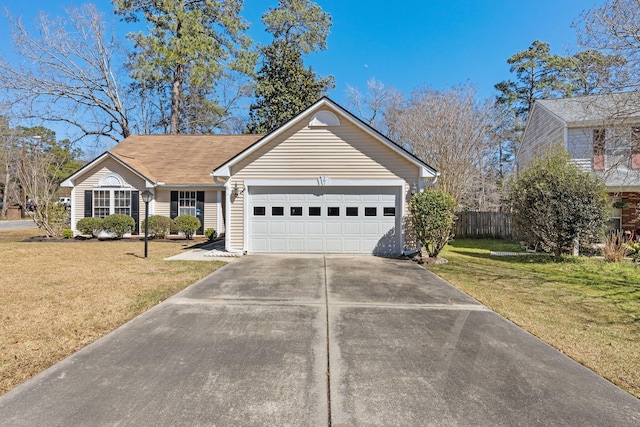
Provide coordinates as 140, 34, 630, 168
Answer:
454, 211, 514, 240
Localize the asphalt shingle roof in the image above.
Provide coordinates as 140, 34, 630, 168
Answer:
536, 92, 640, 125
108, 134, 264, 185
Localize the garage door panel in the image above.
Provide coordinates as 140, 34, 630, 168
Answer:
344, 239, 361, 252
325, 222, 342, 235
269, 238, 287, 252
288, 222, 305, 234
288, 238, 305, 252
325, 239, 342, 252
252, 221, 268, 235
343, 223, 361, 235
306, 238, 324, 252
269, 222, 286, 235
306, 222, 324, 235
252, 238, 268, 252
249, 186, 401, 254
362, 222, 381, 235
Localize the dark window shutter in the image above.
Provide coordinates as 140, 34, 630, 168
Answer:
131, 190, 140, 235
196, 191, 205, 235
84, 190, 93, 218
632, 127, 640, 169
593, 129, 605, 170
170, 191, 178, 219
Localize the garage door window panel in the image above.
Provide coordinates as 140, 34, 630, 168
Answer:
346, 207, 358, 216
291, 207, 303, 216
254, 206, 266, 216
272, 206, 284, 216
328, 207, 340, 216
309, 207, 321, 216
365, 207, 377, 216
384, 207, 396, 216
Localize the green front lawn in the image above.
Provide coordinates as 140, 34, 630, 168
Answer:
428, 239, 640, 398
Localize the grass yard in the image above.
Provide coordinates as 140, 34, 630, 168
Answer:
0, 228, 225, 395
428, 238, 640, 398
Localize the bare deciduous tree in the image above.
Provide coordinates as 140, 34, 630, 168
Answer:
576, 0, 640, 71
388, 84, 497, 208
0, 4, 131, 144
345, 78, 403, 134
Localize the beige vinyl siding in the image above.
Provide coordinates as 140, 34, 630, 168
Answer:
153, 189, 172, 218
71, 158, 147, 232
153, 187, 221, 235
228, 114, 421, 250
520, 105, 566, 169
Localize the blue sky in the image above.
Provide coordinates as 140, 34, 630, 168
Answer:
0, 0, 604, 123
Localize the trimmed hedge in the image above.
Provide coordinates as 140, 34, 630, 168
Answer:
102, 214, 136, 239
76, 217, 104, 237
142, 215, 172, 239
173, 215, 201, 240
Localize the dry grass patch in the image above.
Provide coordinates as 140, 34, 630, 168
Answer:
0, 229, 224, 395
429, 239, 640, 398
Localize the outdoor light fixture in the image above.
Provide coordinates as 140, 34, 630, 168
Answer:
141, 190, 153, 258
230, 183, 244, 199
411, 184, 418, 195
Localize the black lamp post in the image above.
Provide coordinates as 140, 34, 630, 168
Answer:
141, 190, 153, 258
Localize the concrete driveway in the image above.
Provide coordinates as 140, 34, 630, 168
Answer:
1, 255, 639, 426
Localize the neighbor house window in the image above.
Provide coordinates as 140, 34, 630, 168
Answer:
93, 189, 131, 218
609, 198, 622, 231
593, 128, 606, 170
632, 127, 640, 169
178, 191, 197, 216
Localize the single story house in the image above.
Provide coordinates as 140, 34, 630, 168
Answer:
62, 97, 439, 255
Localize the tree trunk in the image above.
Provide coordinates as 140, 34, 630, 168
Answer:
170, 63, 184, 135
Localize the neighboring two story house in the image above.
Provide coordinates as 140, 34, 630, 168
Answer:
519, 92, 640, 233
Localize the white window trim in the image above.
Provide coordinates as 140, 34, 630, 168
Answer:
92, 188, 132, 218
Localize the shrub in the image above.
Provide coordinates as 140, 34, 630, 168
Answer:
508, 148, 609, 257
142, 215, 171, 239
62, 228, 74, 239
173, 215, 201, 240
102, 214, 136, 239
32, 201, 70, 238
409, 189, 457, 258
627, 240, 640, 262
76, 217, 104, 237
204, 228, 216, 241
602, 230, 628, 262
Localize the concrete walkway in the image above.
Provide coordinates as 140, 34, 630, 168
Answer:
0, 255, 639, 426
0, 220, 37, 230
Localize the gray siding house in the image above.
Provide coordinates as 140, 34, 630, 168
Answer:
519, 92, 640, 233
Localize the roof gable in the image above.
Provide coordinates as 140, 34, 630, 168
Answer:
213, 97, 438, 179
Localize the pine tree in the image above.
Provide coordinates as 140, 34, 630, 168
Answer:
247, 0, 334, 134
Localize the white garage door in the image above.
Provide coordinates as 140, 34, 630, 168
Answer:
249, 186, 401, 254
